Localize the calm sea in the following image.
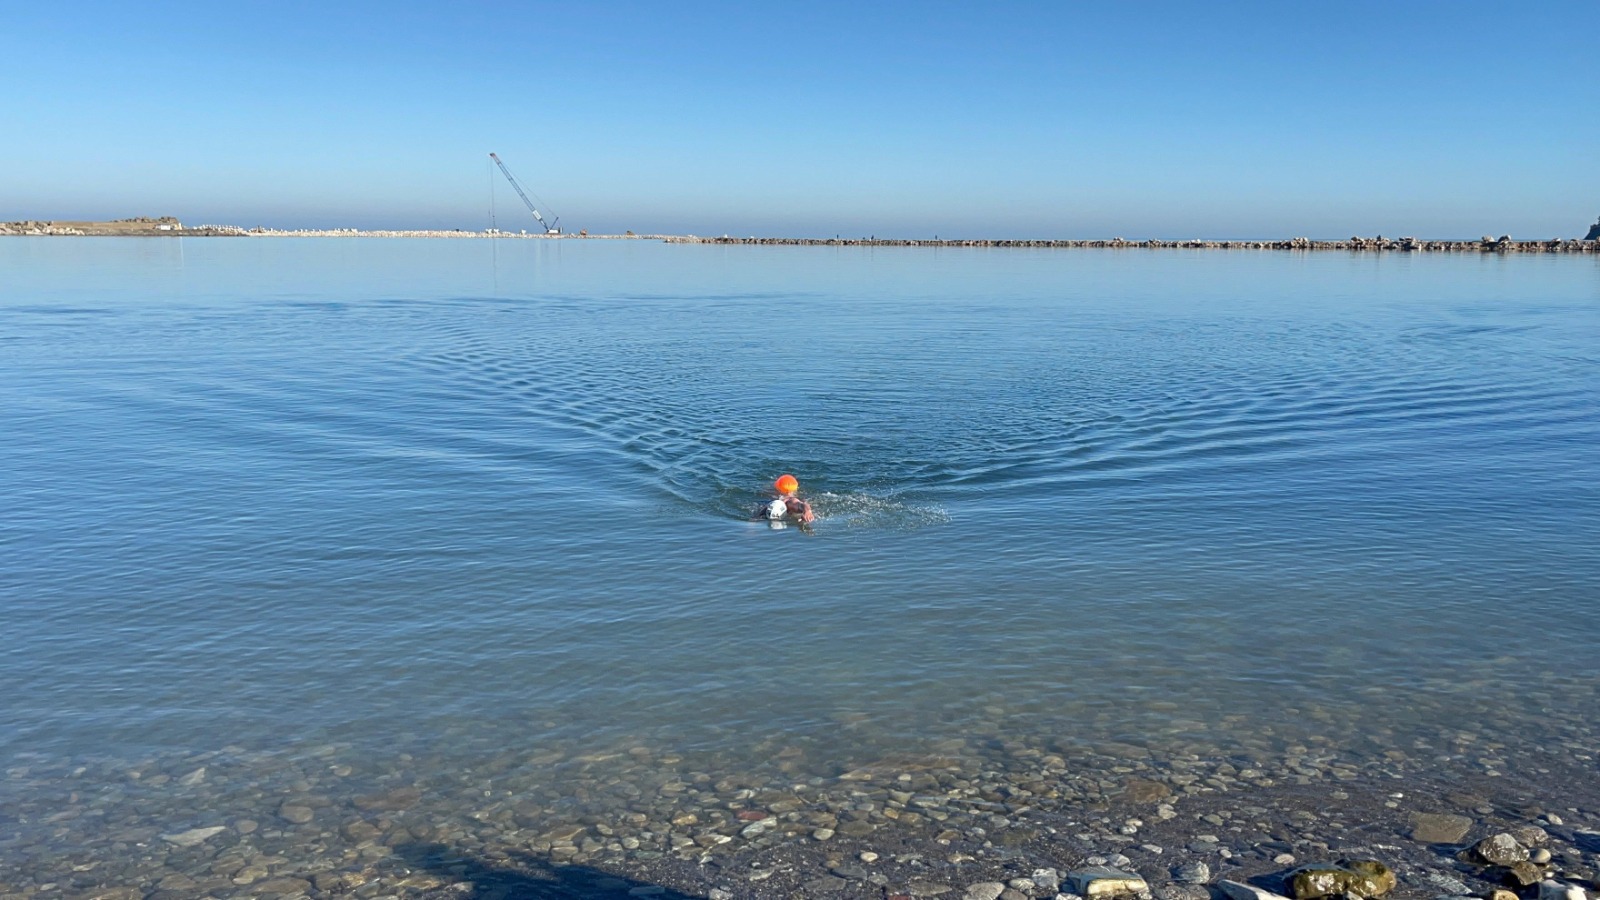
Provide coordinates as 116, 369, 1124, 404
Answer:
3, 237, 1598, 796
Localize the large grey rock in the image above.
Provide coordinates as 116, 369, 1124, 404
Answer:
1411, 813, 1473, 844
1288, 861, 1396, 899
1468, 834, 1530, 867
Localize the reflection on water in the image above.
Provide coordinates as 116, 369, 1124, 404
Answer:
1, 239, 1598, 876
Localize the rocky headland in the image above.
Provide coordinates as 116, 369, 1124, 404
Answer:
0, 218, 247, 237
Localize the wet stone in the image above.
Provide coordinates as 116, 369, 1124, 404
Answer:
965, 883, 1005, 900
1498, 862, 1544, 888
1411, 813, 1474, 844
908, 881, 955, 897
1125, 779, 1173, 804
1220, 880, 1293, 900
278, 804, 314, 824
1069, 867, 1151, 899
1173, 861, 1211, 884
1538, 881, 1587, 900
1514, 826, 1550, 847
1469, 834, 1530, 866
805, 874, 848, 892
1423, 874, 1473, 895
1288, 860, 1396, 900
159, 826, 227, 847
253, 876, 313, 894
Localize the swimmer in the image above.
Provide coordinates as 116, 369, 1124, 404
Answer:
760, 473, 815, 525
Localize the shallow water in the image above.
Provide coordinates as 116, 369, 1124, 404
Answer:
3, 238, 1599, 877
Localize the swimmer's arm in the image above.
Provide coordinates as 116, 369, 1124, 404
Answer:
791, 499, 816, 523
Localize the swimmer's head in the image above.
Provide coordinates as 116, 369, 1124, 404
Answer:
774, 474, 799, 495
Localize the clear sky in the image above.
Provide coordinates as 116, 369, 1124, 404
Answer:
3, 1, 1596, 238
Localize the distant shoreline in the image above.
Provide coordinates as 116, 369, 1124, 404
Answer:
4, 221, 1597, 252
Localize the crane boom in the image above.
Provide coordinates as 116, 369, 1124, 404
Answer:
489, 152, 560, 233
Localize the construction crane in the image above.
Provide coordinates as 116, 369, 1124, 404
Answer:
489, 152, 561, 234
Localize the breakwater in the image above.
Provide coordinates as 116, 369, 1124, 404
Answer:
9, 222, 1599, 251
666, 234, 1600, 253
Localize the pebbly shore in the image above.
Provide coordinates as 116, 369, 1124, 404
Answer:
6, 707, 1600, 900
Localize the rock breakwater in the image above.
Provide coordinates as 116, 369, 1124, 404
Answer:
663, 235, 1600, 253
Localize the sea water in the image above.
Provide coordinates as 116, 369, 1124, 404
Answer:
2, 237, 1599, 863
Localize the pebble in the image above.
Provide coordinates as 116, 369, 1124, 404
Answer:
1539, 882, 1587, 900
1219, 880, 1294, 900
1173, 861, 1211, 884
278, 804, 315, 824
966, 883, 1006, 900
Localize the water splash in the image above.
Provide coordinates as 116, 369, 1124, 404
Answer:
803, 490, 951, 531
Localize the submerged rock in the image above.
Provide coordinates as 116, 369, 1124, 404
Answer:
1219, 880, 1293, 900
159, 825, 227, 847
1124, 779, 1172, 804
1288, 860, 1397, 899
1539, 881, 1588, 900
1411, 813, 1473, 844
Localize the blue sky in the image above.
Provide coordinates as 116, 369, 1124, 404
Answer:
3, 1, 1595, 238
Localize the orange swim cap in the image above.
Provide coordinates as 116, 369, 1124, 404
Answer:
774, 474, 799, 495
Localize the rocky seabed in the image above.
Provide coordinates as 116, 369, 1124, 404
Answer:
6, 707, 1600, 900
